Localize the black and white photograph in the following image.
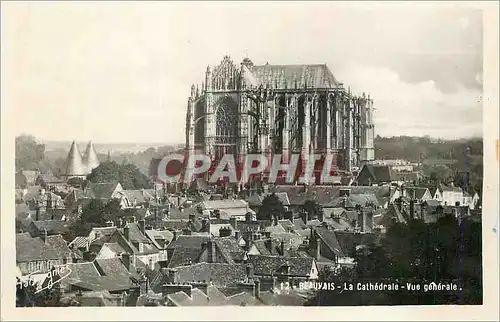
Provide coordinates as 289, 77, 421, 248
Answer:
1, 1, 498, 320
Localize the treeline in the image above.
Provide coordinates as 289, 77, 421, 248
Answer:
375, 135, 483, 194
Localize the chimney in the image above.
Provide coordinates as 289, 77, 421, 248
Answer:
219, 227, 231, 237
245, 212, 252, 223
207, 239, 216, 263
254, 279, 261, 298
165, 268, 177, 283
229, 217, 237, 230
409, 200, 415, 220
318, 209, 324, 222
35, 207, 40, 221
202, 218, 209, 232
273, 216, 278, 226
300, 210, 309, 225
420, 201, 426, 220
163, 283, 192, 297
124, 226, 130, 241
280, 241, 285, 256
172, 230, 178, 241
357, 210, 364, 232
264, 231, 271, 239
246, 264, 254, 280
40, 228, 48, 242
138, 220, 145, 234
282, 262, 291, 275
315, 238, 321, 260
234, 230, 241, 241
122, 253, 132, 271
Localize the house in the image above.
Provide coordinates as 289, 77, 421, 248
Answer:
115, 189, 156, 209
432, 182, 465, 206
199, 200, 253, 220
164, 284, 306, 306
165, 235, 211, 268
16, 233, 73, 276
28, 220, 70, 237
196, 237, 246, 264
35, 172, 66, 190
247, 255, 319, 284
355, 164, 393, 186
310, 226, 378, 268
393, 186, 433, 203
15, 170, 40, 188
85, 181, 124, 201
151, 262, 249, 294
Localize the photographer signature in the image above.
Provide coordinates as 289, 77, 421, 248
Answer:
17, 265, 73, 294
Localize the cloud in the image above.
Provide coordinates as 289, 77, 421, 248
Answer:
336, 63, 482, 139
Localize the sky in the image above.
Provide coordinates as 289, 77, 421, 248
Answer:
2, 2, 483, 144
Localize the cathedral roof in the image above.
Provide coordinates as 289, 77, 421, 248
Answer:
64, 141, 86, 176
83, 141, 100, 174
248, 63, 340, 89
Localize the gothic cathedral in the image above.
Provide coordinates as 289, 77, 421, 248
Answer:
185, 56, 375, 174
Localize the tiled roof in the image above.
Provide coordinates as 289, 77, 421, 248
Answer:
67, 275, 132, 293
69, 236, 89, 248
227, 292, 263, 306
31, 220, 69, 235
248, 63, 340, 89
258, 290, 308, 306
162, 219, 190, 230
122, 223, 150, 243
334, 230, 379, 257
246, 194, 263, 207
277, 219, 294, 231
404, 187, 430, 200
264, 223, 286, 234
271, 185, 393, 207
86, 182, 120, 199
247, 255, 314, 277
94, 257, 131, 278
251, 239, 280, 256
45, 235, 72, 258
200, 199, 249, 210
167, 235, 210, 250
37, 172, 64, 184
293, 218, 306, 230
16, 233, 60, 263
214, 237, 246, 262
167, 247, 203, 268
61, 262, 101, 280
271, 232, 306, 249
101, 242, 128, 255
314, 227, 344, 257
209, 224, 233, 237
173, 263, 248, 287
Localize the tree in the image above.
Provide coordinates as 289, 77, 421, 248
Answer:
16, 278, 62, 307
63, 199, 119, 241
87, 161, 151, 190
257, 193, 285, 220
67, 177, 86, 189
303, 199, 323, 220
306, 214, 482, 305
15, 135, 46, 171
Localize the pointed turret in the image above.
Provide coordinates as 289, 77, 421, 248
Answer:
64, 141, 86, 179
83, 141, 100, 174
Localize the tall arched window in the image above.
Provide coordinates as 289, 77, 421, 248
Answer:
215, 97, 238, 157
215, 98, 238, 145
